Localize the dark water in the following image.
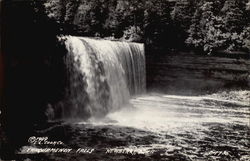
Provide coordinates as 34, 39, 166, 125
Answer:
17, 91, 250, 161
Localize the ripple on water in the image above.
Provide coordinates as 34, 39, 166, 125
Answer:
19, 92, 250, 161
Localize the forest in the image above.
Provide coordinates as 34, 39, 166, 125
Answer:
44, 0, 250, 55
1, 0, 250, 55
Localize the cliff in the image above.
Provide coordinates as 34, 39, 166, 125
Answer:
146, 52, 250, 95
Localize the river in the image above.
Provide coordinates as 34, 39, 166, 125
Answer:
19, 91, 249, 161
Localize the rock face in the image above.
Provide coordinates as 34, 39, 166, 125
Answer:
146, 52, 250, 95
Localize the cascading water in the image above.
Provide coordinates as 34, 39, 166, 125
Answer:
57, 36, 146, 119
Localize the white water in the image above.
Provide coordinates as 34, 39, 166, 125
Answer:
84, 93, 249, 133
77, 92, 249, 159
62, 36, 145, 119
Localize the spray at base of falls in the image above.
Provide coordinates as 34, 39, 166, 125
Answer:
50, 36, 146, 120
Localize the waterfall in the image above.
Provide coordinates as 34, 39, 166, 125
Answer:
56, 36, 146, 119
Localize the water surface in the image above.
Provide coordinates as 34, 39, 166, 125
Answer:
20, 91, 250, 161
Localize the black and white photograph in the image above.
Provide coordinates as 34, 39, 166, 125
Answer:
0, 0, 249, 160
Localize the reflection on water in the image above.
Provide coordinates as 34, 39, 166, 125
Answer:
19, 91, 250, 161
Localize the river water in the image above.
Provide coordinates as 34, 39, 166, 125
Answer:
19, 91, 250, 161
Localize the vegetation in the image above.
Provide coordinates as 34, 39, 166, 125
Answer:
42, 0, 250, 54
2, 0, 250, 55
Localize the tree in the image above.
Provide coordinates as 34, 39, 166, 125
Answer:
241, 27, 250, 52
64, 0, 80, 24
171, 0, 195, 31
143, 0, 177, 50
221, 0, 244, 33
42, 0, 249, 53
72, 0, 109, 36
103, 0, 120, 37
186, 5, 203, 50
186, 2, 227, 54
44, 0, 65, 22
219, 0, 249, 51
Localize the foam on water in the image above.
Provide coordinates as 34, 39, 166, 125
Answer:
81, 93, 249, 134
75, 92, 249, 159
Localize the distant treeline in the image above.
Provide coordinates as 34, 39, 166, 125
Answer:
1, 0, 250, 54
44, 0, 250, 54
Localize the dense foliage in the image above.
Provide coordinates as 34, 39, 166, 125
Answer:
43, 0, 250, 54
2, 0, 250, 54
